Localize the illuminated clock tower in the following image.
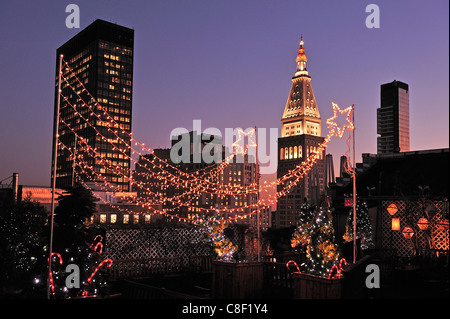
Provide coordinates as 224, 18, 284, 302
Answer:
275, 36, 326, 228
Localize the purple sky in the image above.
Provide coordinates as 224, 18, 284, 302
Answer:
0, 0, 448, 187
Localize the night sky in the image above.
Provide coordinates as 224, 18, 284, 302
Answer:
0, 0, 448, 188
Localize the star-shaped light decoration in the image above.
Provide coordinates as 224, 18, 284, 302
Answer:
326, 102, 355, 139
232, 128, 257, 156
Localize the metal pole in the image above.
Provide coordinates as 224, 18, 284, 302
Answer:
254, 126, 260, 262
352, 104, 357, 263
48, 54, 63, 299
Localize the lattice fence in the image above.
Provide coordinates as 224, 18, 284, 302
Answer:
105, 227, 214, 264
381, 200, 449, 258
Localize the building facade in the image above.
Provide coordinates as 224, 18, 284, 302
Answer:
275, 36, 326, 228
133, 131, 267, 228
52, 19, 134, 191
377, 80, 410, 154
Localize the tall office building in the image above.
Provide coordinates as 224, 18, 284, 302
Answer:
52, 19, 134, 191
275, 36, 326, 228
377, 80, 410, 154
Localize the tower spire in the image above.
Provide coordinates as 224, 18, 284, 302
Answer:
296, 35, 308, 75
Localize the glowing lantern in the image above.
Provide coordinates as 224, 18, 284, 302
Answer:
417, 218, 429, 230
402, 227, 414, 239
387, 203, 398, 216
391, 218, 400, 231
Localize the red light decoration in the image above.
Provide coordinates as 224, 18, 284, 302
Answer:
328, 258, 348, 279
56, 60, 356, 224
86, 259, 113, 284
344, 198, 353, 207
48, 252, 63, 295
387, 203, 398, 216
286, 260, 301, 273
93, 242, 103, 254
417, 217, 430, 230
402, 227, 414, 239
82, 259, 113, 297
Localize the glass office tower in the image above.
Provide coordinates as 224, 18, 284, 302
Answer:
377, 80, 410, 154
52, 19, 134, 191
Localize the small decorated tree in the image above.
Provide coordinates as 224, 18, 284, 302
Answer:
291, 198, 341, 277
194, 213, 239, 262
207, 221, 239, 262
342, 200, 373, 250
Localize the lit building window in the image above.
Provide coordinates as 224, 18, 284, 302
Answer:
133, 214, 139, 224
100, 214, 106, 223
145, 214, 151, 223
110, 214, 117, 223
123, 214, 129, 224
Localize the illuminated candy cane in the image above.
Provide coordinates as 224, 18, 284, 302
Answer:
90, 235, 104, 254
48, 252, 63, 295
81, 258, 113, 297
93, 242, 103, 254
86, 259, 113, 284
328, 258, 348, 279
286, 260, 301, 273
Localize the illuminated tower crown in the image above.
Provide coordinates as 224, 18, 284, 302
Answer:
281, 35, 322, 138
276, 35, 326, 227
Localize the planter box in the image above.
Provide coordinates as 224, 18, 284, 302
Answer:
212, 261, 264, 299
293, 273, 343, 299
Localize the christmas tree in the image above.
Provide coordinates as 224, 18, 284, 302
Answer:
207, 221, 239, 262
195, 215, 238, 262
342, 200, 373, 250
0, 193, 48, 297
291, 198, 340, 277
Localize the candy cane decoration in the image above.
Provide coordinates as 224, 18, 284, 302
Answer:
328, 258, 348, 279
92, 242, 103, 254
86, 259, 113, 284
81, 258, 113, 297
48, 252, 63, 295
286, 260, 301, 273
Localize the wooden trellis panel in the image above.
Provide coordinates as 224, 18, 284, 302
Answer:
105, 227, 213, 264
381, 200, 449, 258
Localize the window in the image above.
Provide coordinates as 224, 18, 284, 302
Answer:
110, 214, 117, 223
123, 214, 129, 224
145, 215, 151, 223
133, 214, 139, 224
100, 214, 107, 223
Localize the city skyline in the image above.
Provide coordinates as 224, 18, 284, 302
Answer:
0, 0, 448, 187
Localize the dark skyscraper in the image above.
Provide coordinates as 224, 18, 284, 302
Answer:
52, 19, 134, 191
275, 36, 326, 228
377, 80, 410, 154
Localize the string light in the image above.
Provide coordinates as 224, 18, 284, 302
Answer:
59, 63, 354, 195
56, 98, 355, 223
58, 133, 329, 222
56, 60, 355, 223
